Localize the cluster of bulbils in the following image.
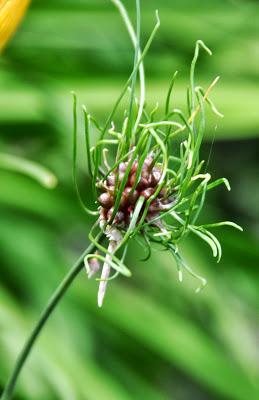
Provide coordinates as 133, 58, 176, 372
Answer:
97, 152, 172, 229
89, 150, 176, 307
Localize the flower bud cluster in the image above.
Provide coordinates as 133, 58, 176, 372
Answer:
97, 152, 171, 228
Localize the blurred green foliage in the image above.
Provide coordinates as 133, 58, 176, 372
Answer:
0, 1, 258, 399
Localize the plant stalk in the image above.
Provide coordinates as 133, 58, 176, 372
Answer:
1, 238, 102, 400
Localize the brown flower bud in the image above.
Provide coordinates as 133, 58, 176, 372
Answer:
123, 187, 138, 205
140, 187, 155, 199
119, 191, 128, 209
141, 169, 150, 180
100, 207, 107, 219
106, 207, 113, 221
137, 176, 149, 190
87, 253, 100, 278
149, 199, 160, 212
129, 173, 136, 187
151, 166, 161, 186
143, 154, 153, 170
118, 172, 125, 182
119, 162, 127, 173
130, 160, 138, 174
107, 173, 116, 187
114, 211, 125, 224
99, 207, 107, 228
107, 208, 125, 224
98, 192, 114, 208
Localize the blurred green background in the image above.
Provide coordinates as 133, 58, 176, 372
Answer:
0, 0, 259, 399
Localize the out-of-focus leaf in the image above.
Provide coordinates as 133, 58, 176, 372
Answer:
0, 81, 258, 139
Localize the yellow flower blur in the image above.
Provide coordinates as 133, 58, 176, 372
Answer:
0, 0, 30, 51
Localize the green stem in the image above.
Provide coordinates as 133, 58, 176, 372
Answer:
1, 238, 103, 400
